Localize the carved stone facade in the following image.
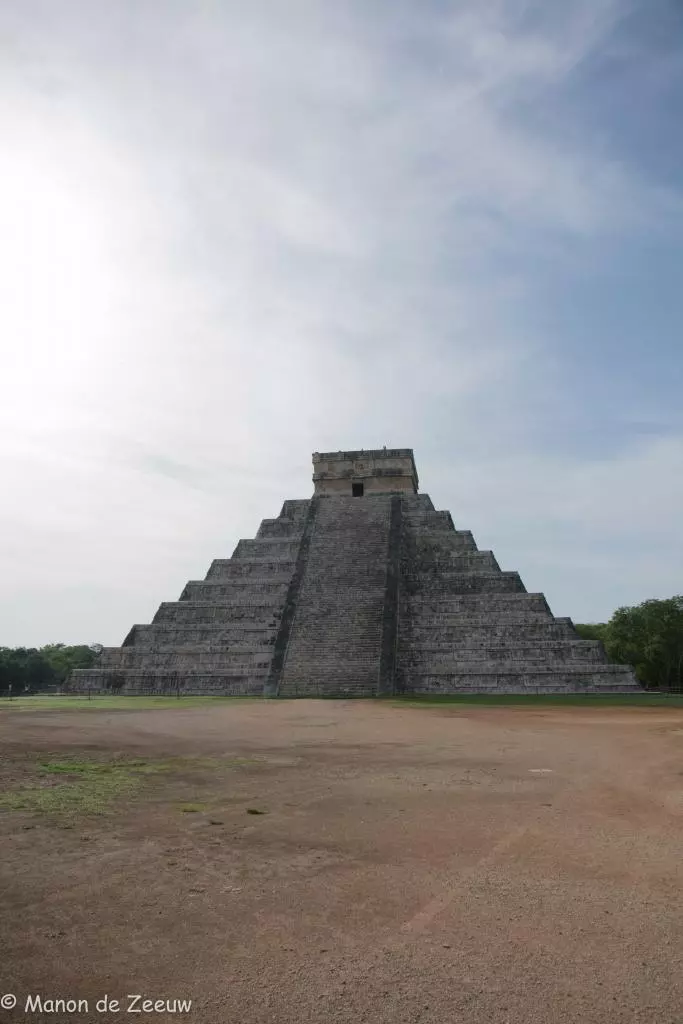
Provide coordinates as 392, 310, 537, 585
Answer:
312, 448, 418, 496
69, 449, 640, 696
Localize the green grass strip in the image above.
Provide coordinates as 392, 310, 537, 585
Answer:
391, 693, 683, 707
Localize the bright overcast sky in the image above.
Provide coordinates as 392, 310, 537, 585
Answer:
1, 0, 681, 646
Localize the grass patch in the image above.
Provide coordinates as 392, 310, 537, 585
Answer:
4, 694, 680, 713
391, 693, 683, 707
0, 696, 262, 712
0, 754, 251, 821
0, 757, 162, 817
246, 807, 267, 815
38, 757, 174, 775
178, 803, 208, 814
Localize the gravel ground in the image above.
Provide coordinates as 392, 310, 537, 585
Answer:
0, 699, 682, 1024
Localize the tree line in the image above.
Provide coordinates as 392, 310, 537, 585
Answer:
0, 644, 102, 693
575, 596, 683, 691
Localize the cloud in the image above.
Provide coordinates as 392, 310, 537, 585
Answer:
0, 0, 680, 642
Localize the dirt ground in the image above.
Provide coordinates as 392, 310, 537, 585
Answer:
1, 699, 682, 1024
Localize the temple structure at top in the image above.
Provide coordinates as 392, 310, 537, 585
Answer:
68, 447, 640, 698
312, 449, 418, 496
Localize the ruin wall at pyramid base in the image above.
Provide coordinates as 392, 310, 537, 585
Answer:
69, 448, 640, 697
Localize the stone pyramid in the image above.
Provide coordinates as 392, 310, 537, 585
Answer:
69, 448, 639, 696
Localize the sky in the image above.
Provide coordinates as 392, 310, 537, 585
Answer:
1, 0, 681, 646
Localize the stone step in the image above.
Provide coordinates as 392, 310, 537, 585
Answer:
401, 640, 606, 665
407, 661, 631, 676
402, 664, 639, 693
280, 670, 379, 696
250, 500, 310, 541
406, 593, 551, 615
68, 669, 265, 696
152, 601, 282, 625
403, 510, 454, 531
282, 620, 383, 641
412, 528, 476, 543
406, 571, 526, 594
232, 538, 301, 560
98, 649, 273, 670
280, 682, 379, 698
180, 580, 289, 601
205, 558, 295, 580
124, 624, 276, 647
406, 621, 579, 642
413, 551, 499, 572
286, 643, 385, 667
279, 499, 311, 520
401, 496, 436, 511
411, 617, 558, 629
296, 572, 386, 592
257, 519, 305, 539
407, 535, 478, 555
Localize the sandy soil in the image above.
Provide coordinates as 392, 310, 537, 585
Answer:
1, 699, 682, 1024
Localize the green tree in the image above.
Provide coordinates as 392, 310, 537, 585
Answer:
574, 623, 608, 643
0, 644, 101, 693
40, 644, 100, 684
25, 652, 56, 689
604, 597, 683, 691
0, 647, 33, 691
575, 601, 683, 690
